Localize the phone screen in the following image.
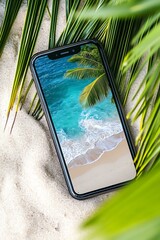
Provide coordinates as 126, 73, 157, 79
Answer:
34, 42, 136, 195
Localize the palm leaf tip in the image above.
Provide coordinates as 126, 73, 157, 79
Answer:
79, 73, 109, 108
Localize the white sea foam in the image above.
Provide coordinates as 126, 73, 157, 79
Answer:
58, 118, 124, 166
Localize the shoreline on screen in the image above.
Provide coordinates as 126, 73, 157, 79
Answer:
68, 131, 125, 168
69, 138, 135, 194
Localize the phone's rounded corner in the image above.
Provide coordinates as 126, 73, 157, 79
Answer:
130, 167, 137, 181
68, 187, 86, 200
67, 185, 88, 200
30, 53, 40, 69
87, 39, 106, 63
89, 38, 103, 49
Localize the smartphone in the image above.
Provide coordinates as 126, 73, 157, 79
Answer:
30, 39, 136, 200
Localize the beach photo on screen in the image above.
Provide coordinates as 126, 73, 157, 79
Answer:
35, 43, 136, 194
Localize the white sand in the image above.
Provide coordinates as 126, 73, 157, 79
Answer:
0, 1, 145, 239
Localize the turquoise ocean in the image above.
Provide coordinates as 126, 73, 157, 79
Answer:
35, 55, 123, 166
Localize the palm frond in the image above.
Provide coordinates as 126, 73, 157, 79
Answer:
65, 67, 104, 80
5, 0, 47, 131
49, 0, 60, 49
82, 161, 160, 240
57, 0, 82, 45
58, 0, 105, 45
122, 20, 160, 174
81, 0, 160, 19
69, 55, 98, 67
127, 61, 160, 120
28, 92, 38, 114
104, 18, 143, 100
11, 0, 112, 121
79, 73, 109, 108
95, 19, 109, 41
77, 0, 160, 175
20, 79, 34, 110
31, 0, 103, 119
134, 94, 160, 175
121, 13, 160, 104
68, 52, 102, 68
0, 0, 23, 56
132, 12, 160, 43
26, 0, 60, 119
28, 0, 82, 119
123, 25, 160, 72
65, 0, 75, 20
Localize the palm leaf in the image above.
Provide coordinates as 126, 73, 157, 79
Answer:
9, 0, 122, 121
5, 0, 47, 131
82, 162, 160, 240
122, 22, 160, 174
123, 25, 160, 72
28, 0, 98, 119
78, 0, 160, 176
79, 73, 109, 107
27, 0, 82, 119
57, 0, 104, 45
134, 96, 160, 175
82, 0, 160, 19
0, 0, 23, 57
49, 0, 60, 49
123, 13, 160, 103
57, 0, 82, 45
104, 18, 143, 100
27, 0, 60, 119
65, 67, 104, 79
68, 54, 103, 68
65, 0, 75, 20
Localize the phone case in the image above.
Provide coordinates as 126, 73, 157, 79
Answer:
30, 39, 136, 200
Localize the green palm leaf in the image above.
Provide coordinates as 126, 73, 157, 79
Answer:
65, 44, 110, 107
65, 0, 75, 20
80, 0, 160, 176
134, 96, 160, 175
5, 0, 47, 131
22, 0, 60, 120
0, 0, 23, 56
82, 162, 160, 240
29, 0, 105, 119
104, 18, 143, 100
123, 24, 160, 72
65, 67, 104, 80
27, 0, 82, 119
68, 54, 101, 68
123, 22, 160, 174
82, 0, 160, 19
68, 47, 103, 68
57, 0, 82, 45
49, 0, 60, 49
79, 73, 109, 108
78, 5, 160, 238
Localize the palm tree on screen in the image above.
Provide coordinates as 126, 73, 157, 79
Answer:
65, 45, 110, 108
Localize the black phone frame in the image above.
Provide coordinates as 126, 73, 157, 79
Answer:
30, 39, 136, 200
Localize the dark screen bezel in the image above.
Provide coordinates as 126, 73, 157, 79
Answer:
30, 39, 136, 200
48, 45, 81, 60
